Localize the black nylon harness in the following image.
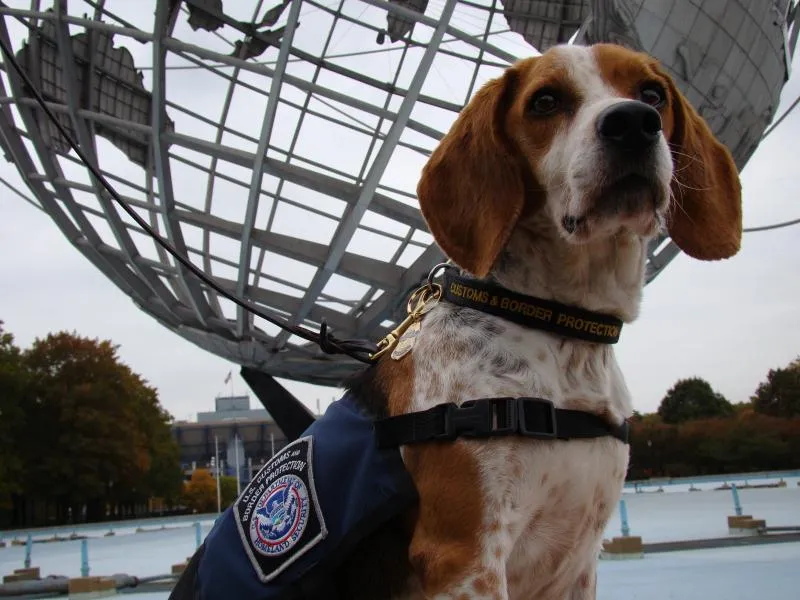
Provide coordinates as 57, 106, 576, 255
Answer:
374, 268, 630, 448
376, 397, 629, 447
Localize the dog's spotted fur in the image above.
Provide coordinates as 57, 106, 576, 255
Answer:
340, 43, 741, 600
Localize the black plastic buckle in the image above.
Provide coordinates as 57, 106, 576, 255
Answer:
517, 397, 558, 439
434, 398, 518, 440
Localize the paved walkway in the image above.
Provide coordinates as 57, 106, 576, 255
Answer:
598, 542, 800, 600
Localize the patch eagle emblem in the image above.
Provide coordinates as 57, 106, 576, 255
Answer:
234, 436, 326, 582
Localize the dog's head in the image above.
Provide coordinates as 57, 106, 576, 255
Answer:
417, 43, 742, 278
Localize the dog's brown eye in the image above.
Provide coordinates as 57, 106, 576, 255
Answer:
640, 84, 665, 108
529, 90, 560, 115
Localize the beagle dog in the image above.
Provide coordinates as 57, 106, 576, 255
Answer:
168, 42, 742, 600
336, 43, 742, 599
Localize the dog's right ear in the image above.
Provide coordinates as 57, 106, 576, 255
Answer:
417, 69, 526, 278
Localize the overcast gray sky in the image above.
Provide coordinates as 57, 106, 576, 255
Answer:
1, 1, 799, 421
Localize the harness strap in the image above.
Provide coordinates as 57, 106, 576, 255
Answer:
374, 397, 629, 448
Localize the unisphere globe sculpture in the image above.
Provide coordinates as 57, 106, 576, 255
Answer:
0, 0, 797, 385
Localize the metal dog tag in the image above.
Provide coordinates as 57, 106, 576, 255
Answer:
419, 296, 439, 315
391, 320, 421, 360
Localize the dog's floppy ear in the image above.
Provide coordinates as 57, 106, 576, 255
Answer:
417, 69, 526, 277
662, 72, 742, 260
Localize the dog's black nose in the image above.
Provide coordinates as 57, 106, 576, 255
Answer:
596, 101, 662, 151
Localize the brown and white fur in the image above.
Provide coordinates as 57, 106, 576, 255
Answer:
337, 43, 742, 600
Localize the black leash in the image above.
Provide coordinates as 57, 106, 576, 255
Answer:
374, 397, 629, 448
0, 34, 378, 364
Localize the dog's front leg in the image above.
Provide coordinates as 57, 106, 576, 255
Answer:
404, 444, 510, 600
409, 532, 509, 600
567, 565, 597, 600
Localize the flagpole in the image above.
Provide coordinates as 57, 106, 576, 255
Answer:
214, 435, 221, 514
224, 370, 233, 397
234, 434, 242, 497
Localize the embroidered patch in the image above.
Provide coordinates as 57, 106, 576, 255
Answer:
234, 436, 326, 582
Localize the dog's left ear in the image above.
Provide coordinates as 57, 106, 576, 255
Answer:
661, 69, 742, 260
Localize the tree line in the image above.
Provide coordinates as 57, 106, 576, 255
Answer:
2, 319, 798, 526
627, 359, 800, 480
0, 322, 184, 528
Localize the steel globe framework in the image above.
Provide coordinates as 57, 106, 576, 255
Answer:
0, 0, 797, 386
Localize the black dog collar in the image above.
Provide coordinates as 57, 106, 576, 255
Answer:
441, 271, 624, 344
372, 268, 630, 448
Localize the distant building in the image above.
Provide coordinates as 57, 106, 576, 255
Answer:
197, 395, 271, 423
172, 395, 287, 485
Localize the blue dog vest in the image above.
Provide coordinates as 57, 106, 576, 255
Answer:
195, 394, 418, 599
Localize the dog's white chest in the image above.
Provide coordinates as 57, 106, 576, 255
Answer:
404, 307, 630, 598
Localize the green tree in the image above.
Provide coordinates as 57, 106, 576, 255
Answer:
144, 413, 184, 506
220, 475, 239, 509
627, 406, 800, 479
120, 368, 184, 506
657, 377, 734, 424
18, 331, 182, 523
628, 418, 677, 479
0, 322, 26, 508
752, 358, 800, 418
